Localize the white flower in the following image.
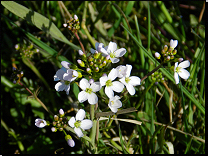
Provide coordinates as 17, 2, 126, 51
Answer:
91, 42, 126, 63
119, 64, 141, 95
170, 39, 178, 49
68, 109, 93, 138
54, 67, 71, 95
108, 95, 122, 113
35, 119, 47, 128
78, 78, 101, 104
174, 60, 190, 84
63, 69, 78, 82
100, 68, 124, 98
61, 61, 71, 69
116, 65, 127, 78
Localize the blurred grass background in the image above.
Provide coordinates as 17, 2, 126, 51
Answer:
1, 1, 205, 154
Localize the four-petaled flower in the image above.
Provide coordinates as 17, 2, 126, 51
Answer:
119, 64, 141, 95
100, 68, 124, 98
108, 95, 122, 113
78, 78, 101, 104
68, 109, 93, 138
174, 60, 190, 84
35, 119, 47, 128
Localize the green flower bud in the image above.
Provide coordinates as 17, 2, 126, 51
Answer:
78, 72, 82, 78
77, 60, 85, 67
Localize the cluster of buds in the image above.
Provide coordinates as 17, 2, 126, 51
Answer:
10, 67, 24, 84
77, 49, 111, 77
151, 71, 165, 85
15, 39, 40, 58
51, 109, 69, 132
63, 15, 80, 33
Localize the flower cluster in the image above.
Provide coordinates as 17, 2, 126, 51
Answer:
63, 15, 80, 33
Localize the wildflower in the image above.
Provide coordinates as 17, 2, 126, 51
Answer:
154, 52, 161, 59
170, 39, 178, 49
116, 65, 127, 78
108, 95, 122, 113
68, 109, 93, 138
65, 135, 75, 147
78, 78, 101, 104
63, 69, 78, 82
100, 68, 124, 98
35, 119, 47, 128
174, 60, 190, 84
119, 64, 141, 95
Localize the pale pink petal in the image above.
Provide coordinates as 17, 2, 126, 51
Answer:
55, 82, 66, 91
78, 91, 88, 103
178, 69, 190, 80
80, 119, 93, 130
110, 58, 120, 63
126, 84, 136, 95
68, 117, 76, 128
99, 76, 108, 86
105, 86, 114, 98
67, 139, 75, 147
90, 82, 101, 92
88, 93, 98, 104
79, 78, 90, 91
174, 72, 179, 84
108, 68, 118, 81
112, 81, 124, 93
178, 60, 190, 69
129, 76, 141, 86
114, 48, 126, 57
76, 109, 85, 121
74, 127, 84, 138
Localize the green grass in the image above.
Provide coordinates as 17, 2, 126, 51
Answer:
1, 1, 205, 154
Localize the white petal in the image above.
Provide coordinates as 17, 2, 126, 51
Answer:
178, 60, 190, 69
99, 76, 108, 86
105, 86, 114, 98
108, 104, 118, 113
119, 77, 127, 85
112, 81, 124, 93
178, 69, 190, 80
110, 58, 120, 63
74, 127, 84, 138
80, 119, 93, 130
79, 78, 90, 91
107, 41, 117, 52
114, 48, 126, 57
100, 48, 108, 56
61, 61, 71, 69
90, 82, 101, 92
67, 139, 75, 147
126, 84, 136, 95
116, 65, 127, 78
108, 68, 118, 81
65, 85, 70, 95
95, 42, 100, 50
126, 64, 132, 77
129, 76, 141, 86
76, 109, 85, 121
90, 48, 96, 54
68, 117, 76, 128
55, 68, 66, 80
88, 93, 98, 104
174, 62, 178, 71
54, 75, 60, 81
170, 39, 178, 49
174, 72, 179, 84
55, 82, 66, 91
78, 91, 88, 103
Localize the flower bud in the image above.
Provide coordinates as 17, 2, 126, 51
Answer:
89, 62, 93, 66
78, 50, 84, 56
170, 55, 174, 59
59, 127, 63, 131
51, 127, 57, 132
154, 52, 161, 59
172, 49, 177, 55
86, 68, 91, 74
164, 45, 168, 51
77, 72, 82, 78
63, 23, 68, 27
161, 49, 165, 54
166, 56, 170, 61
89, 79, 94, 84
88, 56, 93, 62
95, 67, 99, 72
77, 59, 85, 67
54, 115, 59, 121
102, 61, 107, 66
105, 55, 110, 60
59, 109, 64, 117
74, 14, 78, 21
102, 73, 107, 77
65, 135, 75, 147
178, 58, 183, 62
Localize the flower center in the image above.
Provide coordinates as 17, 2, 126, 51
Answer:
110, 52, 115, 58
175, 67, 182, 73
125, 77, 130, 83
74, 120, 81, 128
64, 81, 70, 85
106, 79, 113, 86
86, 88, 93, 94
111, 100, 114, 105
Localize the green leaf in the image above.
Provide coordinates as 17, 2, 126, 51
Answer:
122, 25, 205, 115
1, 1, 80, 50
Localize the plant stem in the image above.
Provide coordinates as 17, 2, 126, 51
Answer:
74, 32, 86, 54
